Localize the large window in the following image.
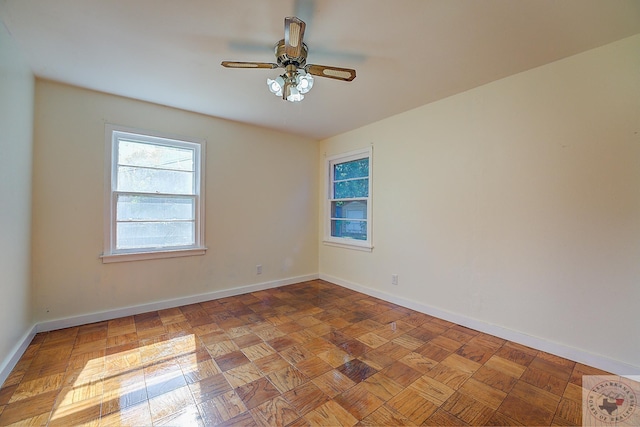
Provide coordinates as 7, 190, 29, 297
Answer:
324, 147, 372, 251
103, 125, 206, 262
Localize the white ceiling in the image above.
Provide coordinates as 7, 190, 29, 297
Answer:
2, 0, 639, 140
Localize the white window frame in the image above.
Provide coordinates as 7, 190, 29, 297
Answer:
324, 147, 373, 251
102, 124, 206, 263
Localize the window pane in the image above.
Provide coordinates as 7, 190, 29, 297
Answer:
117, 195, 194, 221
116, 221, 194, 249
331, 200, 367, 219
331, 220, 367, 240
333, 178, 368, 199
119, 140, 194, 171
334, 158, 368, 181
117, 166, 193, 194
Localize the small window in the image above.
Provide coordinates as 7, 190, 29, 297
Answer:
103, 125, 206, 262
324, 147, 372, 251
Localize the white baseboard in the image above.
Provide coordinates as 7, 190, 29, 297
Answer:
36, 274, 319, 333
320, 273, 640, 376
0, 324, 37, 387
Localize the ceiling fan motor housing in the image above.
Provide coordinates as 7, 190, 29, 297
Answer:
275, 39, 308, 69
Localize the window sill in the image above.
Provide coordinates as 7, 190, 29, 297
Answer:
323, 239, 373, 252
101, 247, 207, 263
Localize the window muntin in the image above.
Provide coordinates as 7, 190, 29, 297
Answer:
103, 125, 206, 262
325, 148, 372, 250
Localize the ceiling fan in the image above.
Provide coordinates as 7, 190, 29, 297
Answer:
221, 16, 357, 102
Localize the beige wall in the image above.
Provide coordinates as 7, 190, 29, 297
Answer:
319, 35, 640, 372
0, 25, 34, 371
32, 81, 318, 323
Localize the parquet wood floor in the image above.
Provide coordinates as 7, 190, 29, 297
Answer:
0, 280, 611, 426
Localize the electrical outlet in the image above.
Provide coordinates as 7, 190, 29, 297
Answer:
256, 264, 262, 275
391, 274, 398, 286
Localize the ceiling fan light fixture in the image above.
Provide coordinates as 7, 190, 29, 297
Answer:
284, 79, 304, 102
296, 71, 314, 94
267, 76, 285, 96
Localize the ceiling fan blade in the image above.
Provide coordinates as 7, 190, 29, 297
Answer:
306, 64, 356, 81
284, 17, 306, 58
221, 61, 278, 69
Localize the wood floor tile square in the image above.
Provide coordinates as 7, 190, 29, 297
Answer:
223, 363, 264, 388
277, 321, 305, 334
254, 327, 286, 341
303, 337, 336, 354
188, 372, 232, 404
9, 372, 64, 403
233, 333, 262, 349
336, 359, 377, 384
509, 380, 561, 414
441, 391, 495, 425
280, 345, 314, 365
359, 404, 416, 426
406, 326, 440, 343
250, 395, 299, 427
334, 382, 385, 420
101, 375, 148, 415
497, 394, 554, 426
267, 365, 309, 393
495, 342, 537, 367
242, 342, 276, 361
455, 342, 497, 364
215, 350, 251, 371
380, 361, 422, 387
206, 339, 240, 357
521, 365, 568, 395
295, 356, 334, 379
323, 330, 352, 346
356, 332, 388, 348
304, 400, 358, 426
198, 390, 247, 423
361, 372, 404, 401
528, 356, 574, 382
554, 397, 581, 425
426, 363, 473, 390
100, 400, 153, 426
441, 353, 482, 374
235, 377, 281, 410
199, 330, 229, 347
48, 398, 102, 427
267, 336, 298, 352
317, 347, 354, 368
311, 370, 356, 398
181, 355, 222, 384
409, 375, 455, 405
154, 404, 204, 427
393, 334, 427, 351
283, 382, 330, 416
253, 353, 290, 375
416, 342, 453, 362
562, 381, 585, 402
484, 354, 526, 378
386, 388, 438, 424
399, 351, 438, 374
0, 390, 58, 425
484, 410, 521, 426
337, 339, 371, 357
424, 408, 470, 426
359, 349, 396, 371
475, 366, 518, 397
458, 377, 507, 409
